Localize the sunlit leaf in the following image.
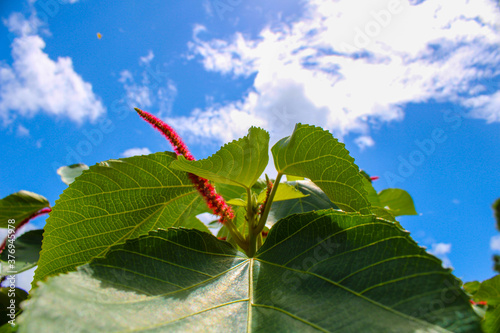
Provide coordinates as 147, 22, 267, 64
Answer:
378, 189, 418, 216
34, 152, 208, 285
171, 127, 269, 189
0, 191, 50, 229
272, 124, 370, 213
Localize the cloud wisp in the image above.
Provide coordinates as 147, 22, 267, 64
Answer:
119, 51, 178, 118
121, 147, 153, 158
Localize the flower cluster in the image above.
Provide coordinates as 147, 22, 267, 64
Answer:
135, 108, 234, 224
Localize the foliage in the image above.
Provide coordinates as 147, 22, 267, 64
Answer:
1, 109, 486, 331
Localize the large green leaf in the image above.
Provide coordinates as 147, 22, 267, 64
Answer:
171, 127, 269, 189
272, 124, 370, 214
0, 230, 43, 277
33, 152, 208, 285
21, 211, 480, 332
0, 191, 50, 229
378, 189, 418, 216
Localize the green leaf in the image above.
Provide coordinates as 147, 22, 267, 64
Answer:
369, 206, 397, 223
361, 179, 398, 222
470, 275, 500, 333
0, 230, 43, 277
257, 182, 307, 203
269, 180, 338, 224
363, 177, 381, 206
0, 322, 18, 332
56, 163, 89, 185
226, 198, 247, 207
286, 175, 304, 181
464, 281, 482, 296
33, 152, 208, 285
378, 189, 418, 216
171, 127, 269, 189
0, 287, 27, 326
0, 191, 50, 229
272, 124, 370, 214
21, 211, 480, 332
482, 305, 500, 333
471, 275, 500, 306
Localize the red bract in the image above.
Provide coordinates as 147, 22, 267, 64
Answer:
370, 176, 380, 181
135, 108, 234, 224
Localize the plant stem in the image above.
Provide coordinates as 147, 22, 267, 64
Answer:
225, 218, 248, 252
246, 187, 257, 257
255, 172, 283, 236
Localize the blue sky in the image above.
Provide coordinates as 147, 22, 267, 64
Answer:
1, 0, 499, 289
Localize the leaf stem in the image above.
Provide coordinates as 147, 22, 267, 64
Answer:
246, 187, 257, 257
255, 172, 283, 236
225, 218, 248, 252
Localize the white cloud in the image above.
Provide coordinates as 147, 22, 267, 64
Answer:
16, 124, 30, 137
139, 50, 154, 65
355, 136, 375, 150
429, 242, 453, 269
119, 52, 177, 117
0, 13, 105, 125
121, 147, 152, 158
465, 90, 500, 123
179, 0, 500, 145
490, 235, 500, 251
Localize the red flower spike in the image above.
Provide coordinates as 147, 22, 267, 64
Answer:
188, 173, 234, 224
370, 176, 380, 181
470, 300, 487, 306
135, 108, 234, 224
135, 108, 195, 161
